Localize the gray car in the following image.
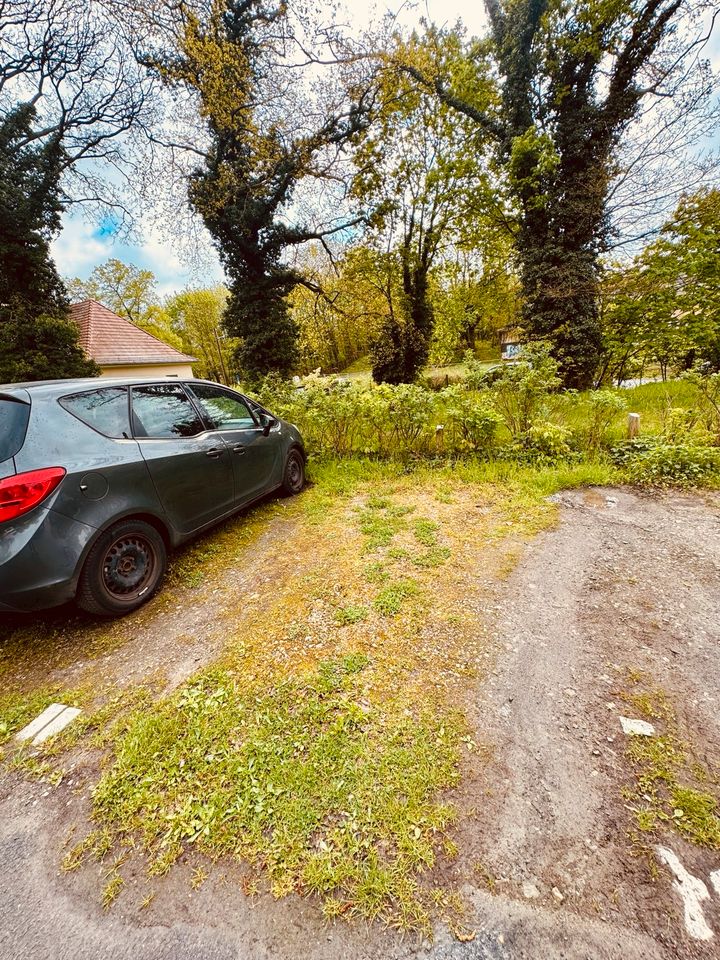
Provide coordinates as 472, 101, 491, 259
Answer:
0, 377, 306, 616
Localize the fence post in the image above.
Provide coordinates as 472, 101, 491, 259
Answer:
627, 413, 640, 438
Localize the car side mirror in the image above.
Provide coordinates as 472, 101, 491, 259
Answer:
260, 413, 275, 437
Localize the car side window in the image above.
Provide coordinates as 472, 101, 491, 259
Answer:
130, 384, 204, 439
59, 387, 131, 439
188, 384, 258, 431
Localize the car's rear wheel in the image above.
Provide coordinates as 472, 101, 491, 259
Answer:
281, 448, 305, 495
77, 519, 167, 617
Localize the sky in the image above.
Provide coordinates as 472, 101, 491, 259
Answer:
51, 0, 718, 300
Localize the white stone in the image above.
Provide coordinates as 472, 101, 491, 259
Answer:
522, 882, 539, 899
16, 704, 82, 746
619, 716, 656, 737
710, 870, 720, 899
15, 704, 67, 742
656, 846, 714, 941
551, 887, 564, 903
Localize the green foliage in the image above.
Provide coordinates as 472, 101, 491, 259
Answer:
405, 4, 693, 387
600, 189, 720, 383
612, 437, 720, 488
683, 366, 720, 443
581, 390, 627, 453
512, 421, 574, 464
0, 104, 96, 382
289, 247, 376, 375
441, 386, 501, 453
355, 33, 497, 384
166, 286, 237, 382
252, 375, 499, 459
0, 310, 98, 383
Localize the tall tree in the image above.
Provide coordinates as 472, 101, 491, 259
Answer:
0, 0, 154, 381
0, 105, 97, 381
599, 187, 720, 382
145, 0, 375, 380
166, 286, 236, 382
397, 1, 717, 387
352, 38, 496, 383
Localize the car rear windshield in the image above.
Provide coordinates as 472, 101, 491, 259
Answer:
0, 396, 31, 463
59, 387, 131, 439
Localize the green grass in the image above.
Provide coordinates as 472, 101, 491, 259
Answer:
335, 605, 369, 626
89, 656, 462, 931
373, 579, 421, 616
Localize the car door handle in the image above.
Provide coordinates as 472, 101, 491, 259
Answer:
205, 447, 224, 459
232, 443, 246, 455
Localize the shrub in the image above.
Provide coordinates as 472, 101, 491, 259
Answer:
581, 390, 627, 452
613, 438, 720, 487
441, 386, 501, 455
463, 350, 492, 391
511, 420, 574, 464
482, 342, 561, 438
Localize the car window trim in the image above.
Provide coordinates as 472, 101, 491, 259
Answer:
184, 384, 262, 433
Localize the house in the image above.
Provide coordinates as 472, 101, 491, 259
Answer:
499, 325, 523, 361
70, 300, 196, 379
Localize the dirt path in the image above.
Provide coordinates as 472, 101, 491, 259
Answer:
1, 486, 720, 959
441, 486, 720, 959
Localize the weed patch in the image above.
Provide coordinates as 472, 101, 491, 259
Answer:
90, 657, 462, 932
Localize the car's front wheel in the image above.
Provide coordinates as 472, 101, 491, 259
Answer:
77, 519, 167, 617
281, 448, 305, 496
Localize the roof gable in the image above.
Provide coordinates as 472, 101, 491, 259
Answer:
69, 300, 196, 366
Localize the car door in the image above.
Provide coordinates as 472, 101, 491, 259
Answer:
186, 383, 281, 505
131, 383, 235, 535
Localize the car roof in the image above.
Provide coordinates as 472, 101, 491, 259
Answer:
0, 377, 237, 399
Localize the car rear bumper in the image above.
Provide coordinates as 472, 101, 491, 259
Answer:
0, 507, 97, 612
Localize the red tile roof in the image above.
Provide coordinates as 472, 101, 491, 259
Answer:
69, 300, 196, 366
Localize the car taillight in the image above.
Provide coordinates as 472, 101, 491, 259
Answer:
0, 467, 66, 524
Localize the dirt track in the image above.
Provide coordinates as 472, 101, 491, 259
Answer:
1, 486, 720, 959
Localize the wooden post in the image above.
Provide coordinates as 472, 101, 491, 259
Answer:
435, 424, 445, 453
627, 413, 640, 438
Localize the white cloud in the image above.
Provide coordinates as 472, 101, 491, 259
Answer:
53, 212, 225, 299
51, 216, 115, 279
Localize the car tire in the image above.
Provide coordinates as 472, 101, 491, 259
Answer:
280, 448, 305, 496
77, 519, 167, 617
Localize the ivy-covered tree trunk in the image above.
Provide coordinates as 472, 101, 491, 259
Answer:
403, 0, 688, 388
224, 264, 299, 380
513, 126, 609, 389
149, 0, 372, 382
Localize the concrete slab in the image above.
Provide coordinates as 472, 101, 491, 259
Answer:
619, 716, 656, 736
32, 707, 81, 745
15, 704, 67, 743
15, 704, 82, 746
